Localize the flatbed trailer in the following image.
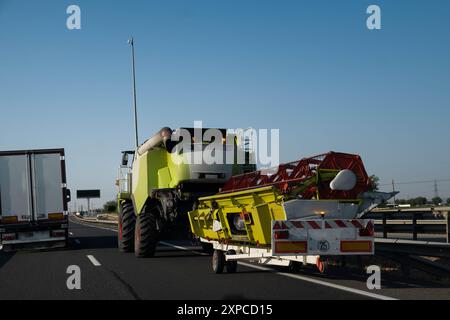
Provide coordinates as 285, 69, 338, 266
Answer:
189, 152, 395, 274
0, 149, 71, 251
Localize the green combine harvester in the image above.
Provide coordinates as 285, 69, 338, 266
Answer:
117, 127, 255, 257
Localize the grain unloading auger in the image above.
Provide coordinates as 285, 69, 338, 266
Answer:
188, 152, 396, 274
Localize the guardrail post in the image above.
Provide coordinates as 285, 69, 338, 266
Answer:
446, 211, 450, 244
382, 213, 387, 238
412, 213, 418, 241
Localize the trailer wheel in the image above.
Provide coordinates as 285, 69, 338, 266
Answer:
212, 250, 225, 274
225, 250, 238, 273
118, 201, 135, 252
316, 257, 329, 275
356, 256, 366, 274
134, 207, 159, 258
288, 261, 302, 273
201, 242, 214, 255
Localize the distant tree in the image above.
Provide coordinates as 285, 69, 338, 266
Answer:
412, 196, 427, 206
432, 197, 442, 206
103, 200, 118, 213
447, 198, 450, 205
369, 175, 380, 191
395, 199, 407, 205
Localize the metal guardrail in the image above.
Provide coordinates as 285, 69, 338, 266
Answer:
374, 238, 450, 277
375, 238, 450, 258
365, 208, 450, 243
71, 214, 118, 225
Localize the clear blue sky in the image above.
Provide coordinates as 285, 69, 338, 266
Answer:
1, 0, 449, 209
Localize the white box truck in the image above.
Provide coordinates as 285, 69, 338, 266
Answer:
0, 149, 71, 251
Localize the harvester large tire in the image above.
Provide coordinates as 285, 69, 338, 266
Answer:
134, 206, 159, 258
118, 202, 136, 252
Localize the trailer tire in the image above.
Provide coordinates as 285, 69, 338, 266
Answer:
201, 242, 214, 255
212, 250, 225, 274
225, 250, 238, 273
288, 261, 301, 273
134, 205, 159, 258
316, 257, 329, 275
118, 201, 135, 252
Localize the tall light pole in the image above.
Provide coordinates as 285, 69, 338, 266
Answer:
392, 179, 396, 204
128, 37, 139, 148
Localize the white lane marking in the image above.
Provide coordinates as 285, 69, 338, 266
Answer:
87, 255, 101, 267
71, 216, 397, 299
396, 281, 422, 288
69, 232, 74, 236
238, 262, 397, 300
159, 241, 208, 256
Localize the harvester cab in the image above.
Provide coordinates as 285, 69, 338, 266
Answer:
117, 127, 255, 258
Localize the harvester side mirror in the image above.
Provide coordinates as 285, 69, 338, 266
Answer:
122, 153, 129, 166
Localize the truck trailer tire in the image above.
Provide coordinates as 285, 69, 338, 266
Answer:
134, 206, 159, 258
118, 202, 136, 252
64, 229, 70, 248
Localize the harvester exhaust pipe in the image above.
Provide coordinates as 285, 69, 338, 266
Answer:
137, 127, 173, 156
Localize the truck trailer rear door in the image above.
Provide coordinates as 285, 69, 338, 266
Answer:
31, 153, 65, 221
0, 154, 33, 223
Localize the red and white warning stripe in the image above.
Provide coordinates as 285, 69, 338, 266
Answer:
273, 219, 370, 230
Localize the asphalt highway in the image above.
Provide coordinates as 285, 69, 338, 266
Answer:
0, 217, 449, 300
